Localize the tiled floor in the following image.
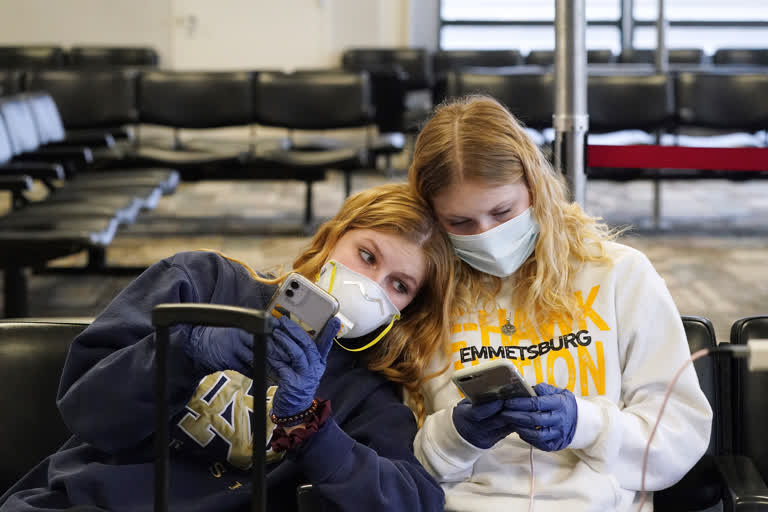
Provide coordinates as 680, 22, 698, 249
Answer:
4, 169, 768, 343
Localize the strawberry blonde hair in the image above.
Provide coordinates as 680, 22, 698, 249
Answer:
409, 95, 616, 325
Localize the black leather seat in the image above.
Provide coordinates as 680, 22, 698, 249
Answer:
342, 48, 432, 132
673, 70, 768, 159
24, 69, 140, 144
525, 50, 555, 66
713, 48, 768, 67
0, 46, 65, 68
132, 70, 254, 172
442, 69, 554, 145
252, 71, 370, 224
620, 48, 706, 65
67, 46, 159, 68
0, 320, 89, 494
587, 49, 616, 64
654, 316, 723, 511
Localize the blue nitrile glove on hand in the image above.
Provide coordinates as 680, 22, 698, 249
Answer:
184, 326, 254, 376
452, 398, 518, 449
502, 382, 578, 452
267, 315, 341, 418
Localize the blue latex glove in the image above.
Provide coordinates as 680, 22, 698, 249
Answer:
267, 315, 341, 418
184, 326, 254, 376
452, 398, 518, 449
502, 382, 578, 452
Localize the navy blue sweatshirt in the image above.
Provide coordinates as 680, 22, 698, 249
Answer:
0, 252, 444, 512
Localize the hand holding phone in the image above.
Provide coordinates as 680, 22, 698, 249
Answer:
266, 273, 340, 339
452, 359, 536, 404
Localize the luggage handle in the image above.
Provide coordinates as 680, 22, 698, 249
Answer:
152, 303, 273, 512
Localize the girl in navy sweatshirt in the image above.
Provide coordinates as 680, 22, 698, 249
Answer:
1, 184, 456, 512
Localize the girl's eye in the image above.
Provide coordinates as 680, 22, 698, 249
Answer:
359, 248, 375, 264
449, 219, 471, 227
393, 280, 408, 295
493, 209, 512, 217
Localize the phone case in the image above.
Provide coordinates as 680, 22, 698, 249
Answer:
452, 359, 536, 403
266, 273, 340, 339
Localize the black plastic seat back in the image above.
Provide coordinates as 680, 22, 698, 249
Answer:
676, 71, 768, 131
444, 70, 554, 130
730, 316, 768, 482
620, 48, 705, 65
588, 73, 674, 132
254, 71, 371, 130
433, 50, 523, 75
654, 316, 721, 511
0, 96, 42, 154
588, 49, 616, 64
526, 50, 554, 66
0, 46, 65, 68
342, 48, 431, 90
0, 321, 88, 493
713, 48, 768, 67
138, 71, 253, 128
0, 70, 24, 96
68, 46, 159, 68
25, 69, 139, 130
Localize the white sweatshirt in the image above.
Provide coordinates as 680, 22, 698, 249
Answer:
414, 242, 712, 512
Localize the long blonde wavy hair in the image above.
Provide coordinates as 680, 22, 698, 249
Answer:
409, 95, 616, 326
221, 184, 457, 425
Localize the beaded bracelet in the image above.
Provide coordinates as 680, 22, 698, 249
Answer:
270, 399, 331, 453
270, 399, 319, 427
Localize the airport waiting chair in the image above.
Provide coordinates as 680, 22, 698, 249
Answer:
251, 70, 370, 223
673, 71, 768, 152
722, 316, 768, 510
587, 73, 674, 147
67, 46, 159, 68
0, 320, 89, 494
524, 49, 617, 67
713, 48, 768, 67
24, 69, 140, 144
654, 316, 723, 511
442, 69, 554, 146
0, 46, 66, 68
342, 48, 432, 133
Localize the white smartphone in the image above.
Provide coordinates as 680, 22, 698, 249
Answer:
266, 273, 340, 339
452, 359, 536, 404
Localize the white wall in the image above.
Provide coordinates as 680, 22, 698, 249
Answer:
0, 0, 432, 70
0, 0, 172, 64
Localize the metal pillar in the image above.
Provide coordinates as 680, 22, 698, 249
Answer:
621, 0, 634, 53
653, 0, 668, 229
553, 0, 588, 206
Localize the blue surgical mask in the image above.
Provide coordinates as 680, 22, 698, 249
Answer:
448, 208, 539, 277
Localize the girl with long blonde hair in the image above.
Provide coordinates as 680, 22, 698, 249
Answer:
2, 183, 452, 512
409, 95, 712, 512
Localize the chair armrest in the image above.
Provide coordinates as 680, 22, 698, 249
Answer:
1, 162, 66, 180
54, 131, 116, 148
0, 174, 33, 194
716, 455, 768, 510
15, 147, 93, 166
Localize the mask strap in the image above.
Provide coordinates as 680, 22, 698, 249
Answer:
334, 314, 401, 352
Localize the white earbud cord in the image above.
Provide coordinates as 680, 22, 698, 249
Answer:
528, 445, 535, 512
636, 348, 710, 511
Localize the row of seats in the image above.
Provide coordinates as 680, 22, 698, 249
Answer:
1, 314, 767, 511
0, 92, 179, 318
0, 45, 159, 69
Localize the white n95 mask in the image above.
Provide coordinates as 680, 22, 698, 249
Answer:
316, 260, 401, 350
448, 207, 540, 278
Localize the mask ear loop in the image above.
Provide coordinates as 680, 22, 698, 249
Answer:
334, 314, 401, 352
